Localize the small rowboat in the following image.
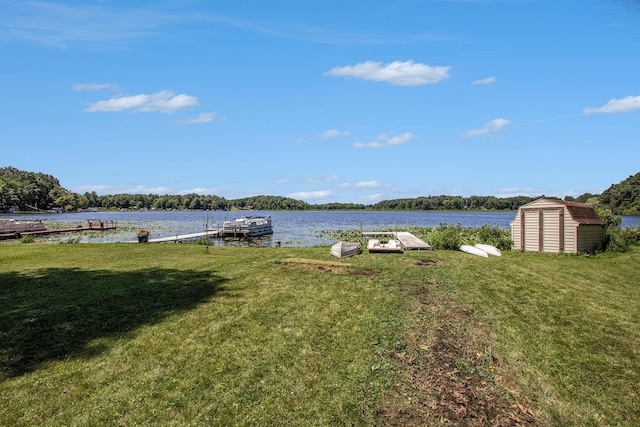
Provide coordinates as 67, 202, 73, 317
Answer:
330, 241, 362, 258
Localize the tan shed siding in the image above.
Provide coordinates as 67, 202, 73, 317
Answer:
510, 212, 522, 250
542, 209, 561, 253
523, 210, 540, 252
564, 216, 578, 253
577, 225, 605, 253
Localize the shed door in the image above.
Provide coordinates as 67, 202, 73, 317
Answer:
542, 209, 562, 253
523, 210, 540, 252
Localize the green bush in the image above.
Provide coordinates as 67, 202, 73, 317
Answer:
428, 223, 464, 250
473, 224, 512, 250
598, 208, 640, 252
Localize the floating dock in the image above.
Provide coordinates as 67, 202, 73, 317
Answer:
361, 231, 432, 250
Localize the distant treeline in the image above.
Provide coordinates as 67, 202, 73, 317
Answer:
2, 166, 639, 215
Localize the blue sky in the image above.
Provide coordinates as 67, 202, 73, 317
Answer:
2, 0, 639, 204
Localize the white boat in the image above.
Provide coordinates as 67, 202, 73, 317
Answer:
368, 239, 403, 253
474, 243, 501, 256
220, 216, 273, 237
460, 244, 489, 257
330, 241, 362, 258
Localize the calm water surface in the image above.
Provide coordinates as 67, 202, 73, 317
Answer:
5, 210, 640, 247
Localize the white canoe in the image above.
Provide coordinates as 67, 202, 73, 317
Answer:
460, 244, 489, 257
474, 243, 501, 257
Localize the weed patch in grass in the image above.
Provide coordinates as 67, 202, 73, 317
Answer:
378, 282, 541, 426
280, 257, 378, 276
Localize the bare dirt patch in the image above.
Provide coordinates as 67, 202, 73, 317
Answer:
280, 258, 378, 276
409, 258, 439, 267
378, 284, 541, 426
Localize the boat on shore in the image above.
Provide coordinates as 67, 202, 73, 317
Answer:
367, 239, 403, 253
220, 216, 273, 237
330, 241, 362, 258
460, 244, 489, 257
474, 243, 501, 256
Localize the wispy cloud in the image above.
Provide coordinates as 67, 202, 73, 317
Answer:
319, 129, 350, 139
85, 90, 199, 113
354, 132, 416, 148
583, 95, 640, 114
306, 175, 339, 184
1, 2, 449, 49
179, 112, 221, 124
287, 190, 334, 200
472, 76, 496, 85
325, 60, 451, 86
74, 184, 171, 195
0, 2, 181, 49
73, 83, 120, 92
178, 187, 221, 195
360, 193, 385, 202
497, 187, 551, 198
338, 180, 381, 188
461, 118, 510, 138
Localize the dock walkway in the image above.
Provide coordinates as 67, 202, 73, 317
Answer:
147, 229, 221, 243
361, 231, 432, 250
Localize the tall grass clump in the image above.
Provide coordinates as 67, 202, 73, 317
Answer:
19, 234, 35, 244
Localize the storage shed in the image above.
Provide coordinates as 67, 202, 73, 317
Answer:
510, 198, 605, 253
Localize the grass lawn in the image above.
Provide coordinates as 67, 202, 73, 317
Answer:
0, 242, 638, 426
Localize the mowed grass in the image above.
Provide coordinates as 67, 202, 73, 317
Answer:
0, 243, 639, 426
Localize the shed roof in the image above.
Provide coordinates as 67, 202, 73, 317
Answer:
542, 199, 606, 225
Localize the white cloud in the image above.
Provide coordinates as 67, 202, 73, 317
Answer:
178, 187, 220, 195
354, 132, 416, 148
85, 90, 199, 113
287, 190, 334, 200
338, 180, 381, 188
497, 187, 551, 198
319, 129, 350, 139
179, 112, 220, 124
461, 118, 510, 138
472, 76, 496, 85
583, 95, 640, 114
73, 184, 171, 195
307, 175, 339, 183
361, 193, 385, 202
73, 83, 120, 91
324, 60, 451, 86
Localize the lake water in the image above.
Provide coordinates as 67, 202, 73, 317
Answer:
4, 210, 640, 247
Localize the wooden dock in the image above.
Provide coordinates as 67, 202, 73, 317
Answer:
146, 229, 222, 243
0, 219, 117, 240
361, 231, 432, 250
